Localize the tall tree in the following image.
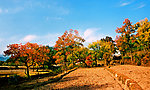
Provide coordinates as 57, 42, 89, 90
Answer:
46, 46, 57, 69
115, 19, 135, 62
88, 36, 116, 66
133, 18, 150, 65
88, 40, 101, 66
54, 29, 85, 69
100, 36, 116, 66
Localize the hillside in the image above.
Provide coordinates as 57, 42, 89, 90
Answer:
0, 55, 9, 61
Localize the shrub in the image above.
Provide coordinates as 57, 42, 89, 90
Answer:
123, 56, 131, 59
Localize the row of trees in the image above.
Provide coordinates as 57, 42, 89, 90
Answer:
3, 18, 150, 78
115, 18, 150, 65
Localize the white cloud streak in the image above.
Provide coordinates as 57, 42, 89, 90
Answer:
137, 4, 145, 9
21, 35, 37, 42
0, 8, 9, 14
120, 2, 130, 6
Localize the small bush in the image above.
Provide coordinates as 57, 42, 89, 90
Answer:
68, 63, 74, 69
123, 56, 131, 59
77, 62, 86, 68
91, 61, 97, 67
53, 67, 62, 74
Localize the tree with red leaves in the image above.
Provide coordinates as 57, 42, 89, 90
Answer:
4, 42, 50, 78
115, 19, 136, 63
54, 29, 85, 69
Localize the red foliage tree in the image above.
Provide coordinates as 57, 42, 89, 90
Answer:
54, 29, 85, 69
4, 42, 50, 78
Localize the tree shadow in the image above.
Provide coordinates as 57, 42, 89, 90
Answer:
58, 75, 83, 82
56, 83, 114, 90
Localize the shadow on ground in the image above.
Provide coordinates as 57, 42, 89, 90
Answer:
41, 82, 114, 90
58, 75, 83, 82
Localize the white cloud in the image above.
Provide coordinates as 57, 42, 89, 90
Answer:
0, 8, 9, 14
20, 33, 60, 46
120, 2, 130, 6
21, 35, 37, 42
84, 29, 95, 38
82, 28, 106, 46
0, 8, 2, 13
0, 38, 3, 42
137, 4, 145, 9
0, 7, 24, 14
5, 9, 8, 13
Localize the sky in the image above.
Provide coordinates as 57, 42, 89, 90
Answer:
0, 0, 150, 54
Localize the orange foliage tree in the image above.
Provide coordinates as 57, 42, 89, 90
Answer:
35, 46, 50, 71
115, 19, 136, 63
54, 29, 85, 69
4, 42, 50, 78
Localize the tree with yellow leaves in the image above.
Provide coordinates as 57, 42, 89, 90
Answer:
88, 36, 116, 66
133, 18, 150, 65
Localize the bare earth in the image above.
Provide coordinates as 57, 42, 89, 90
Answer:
37, 68, 123, 90
110, 65, 150, 90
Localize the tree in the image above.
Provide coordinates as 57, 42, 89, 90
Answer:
4, 43, 38, 78
133, 18, 150, 65
88, 36, 116, 66
54, 29, 85, 69
73, 47, 89, 67
4, 42, 50, 78
35, 46, 50, 71
100, 36, 116, 66
115, 19, 136, 62
88, 40, 101, 66
45, 46, 57, 69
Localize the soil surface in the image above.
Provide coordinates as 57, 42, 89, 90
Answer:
110, 65, 150, 90
36, 68, 123, 90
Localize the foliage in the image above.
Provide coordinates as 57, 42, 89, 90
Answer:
4, 42, 50, 78
115, 19, 136, 63
54, 29, 85, 69
88, 36, 116, 66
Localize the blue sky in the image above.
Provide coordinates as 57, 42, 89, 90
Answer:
0, 0, 150, 54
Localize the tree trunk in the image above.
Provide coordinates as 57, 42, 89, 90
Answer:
73, 60, 75, 68
33, 65, 34, 72
95, 54, 97, 67
26, 66, 30, 78
43, 64, 44, 71
105, 59, 108, 66
25, 62, 30, 78
81, 59, 88, 67
130, 50, 133, 64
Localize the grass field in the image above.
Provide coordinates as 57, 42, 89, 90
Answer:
0, 66, 52, 77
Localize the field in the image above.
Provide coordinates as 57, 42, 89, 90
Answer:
0, 66, 51, 77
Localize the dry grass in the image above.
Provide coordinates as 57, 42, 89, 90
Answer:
0, 66, 52, 77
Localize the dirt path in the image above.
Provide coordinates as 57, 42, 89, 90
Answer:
36, 68, 123, 90
110, 65, 150, 90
